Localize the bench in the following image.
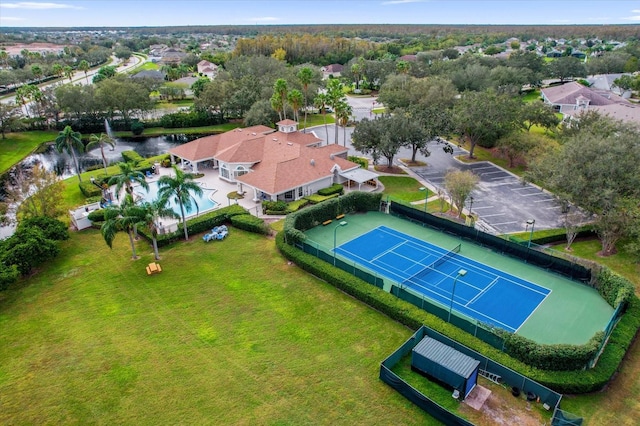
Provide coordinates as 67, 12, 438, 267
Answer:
336, 214, 345, 220
322, 219, 333, 226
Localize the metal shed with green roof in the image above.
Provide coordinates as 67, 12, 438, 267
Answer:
411, 336, 480, 399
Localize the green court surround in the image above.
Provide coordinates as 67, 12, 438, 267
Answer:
305, 212, 613, 345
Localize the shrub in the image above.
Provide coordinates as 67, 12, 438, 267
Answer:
1, 227, 60, 276
121, 150, 144, 165
79, 180, 102, 198
595, 267, 635, 307
231, 214, 269, 235
131, 120, 144, 135
262, 200, 288, 213
87, 209, 106, 222
159, 110, 222, 128
317, 184, 344, 196
285, 199, 309, 213
0, 263, 19, 291
303, 193, 340, 204
348, 156, 368, 169
17, 216, 68, 241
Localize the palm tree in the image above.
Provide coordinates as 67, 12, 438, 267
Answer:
108, 161, 149, 200
157, 166, 203, 241
30, 65, 43, 83
287, 89, 304, 123
335, 101, 353, 147
63, 65, 74, 82
297, 67, 313, 131
139, 199, 180, 260
86, 133, 116, 176
273, 78, 288, 120
101, 194, 145, 260
51, 63, 63, 83
55, 125, 84, 182
313, 92, 329, 144
326, 79, 345, 144
270, 93, 283, 121
0, 50, 8, 69
78, 60, 90, 84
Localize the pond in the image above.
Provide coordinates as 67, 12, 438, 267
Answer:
21, 134, 204, 179
0, 133, 209, 239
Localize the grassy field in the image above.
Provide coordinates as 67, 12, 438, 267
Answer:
0, 131, 57, 174
0, 229, 439, 425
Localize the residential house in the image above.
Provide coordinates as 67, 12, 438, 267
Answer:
541, 81, 640, 124
588, 73, 632, 98
196, 60, 218, 79
321, 64, 343, 79
168, 120, 378, 203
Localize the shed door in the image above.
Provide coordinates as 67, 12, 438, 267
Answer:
464, 367, 479, 398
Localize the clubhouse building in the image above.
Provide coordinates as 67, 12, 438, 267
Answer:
168, 120, 379, 203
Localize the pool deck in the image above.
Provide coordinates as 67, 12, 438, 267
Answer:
121, 167, 266, 232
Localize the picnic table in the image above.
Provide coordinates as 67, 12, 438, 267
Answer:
146, 262, 162, 275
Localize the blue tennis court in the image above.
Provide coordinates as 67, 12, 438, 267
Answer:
335, 226, 551, 332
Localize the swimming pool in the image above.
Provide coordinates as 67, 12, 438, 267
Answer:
133, 180, 219, 217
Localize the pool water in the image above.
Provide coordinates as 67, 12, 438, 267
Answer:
134, 181, 218, 217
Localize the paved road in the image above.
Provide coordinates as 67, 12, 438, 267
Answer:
1, 54, 142, 107
313, 94, 565, 234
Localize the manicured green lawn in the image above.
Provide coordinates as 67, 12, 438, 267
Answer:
0, 131, 57, 175
0, 229, 434, 425
379, 175, 451, 213
521, 89, 541, 103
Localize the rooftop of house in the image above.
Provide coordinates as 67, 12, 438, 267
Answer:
541, 81, 624, 106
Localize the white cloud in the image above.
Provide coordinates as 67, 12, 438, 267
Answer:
382, 0, 423, 5
0, 2, 82, 10
249, 16, 279, 22
0, 16, 25, 21
622, 14, 640, 21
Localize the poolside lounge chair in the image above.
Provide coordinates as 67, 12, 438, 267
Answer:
216, 230, 228, 240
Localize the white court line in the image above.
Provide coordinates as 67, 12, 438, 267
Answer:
515, 290, 553, 333
370, 240, 407, 262
466, 277, 499, 307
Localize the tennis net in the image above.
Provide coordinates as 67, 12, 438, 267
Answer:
402, 243, 461, 286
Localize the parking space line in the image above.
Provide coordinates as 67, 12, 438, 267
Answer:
490, 221, 519, 226
482, 213, 507, 218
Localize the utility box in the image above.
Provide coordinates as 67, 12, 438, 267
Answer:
411, 337, 480, 400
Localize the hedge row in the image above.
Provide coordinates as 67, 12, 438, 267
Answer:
230, 214, 270, 235
284, 192, 382, 245
136, 204, 249, 247
303, 193, 340, 204
594, 267, 636, 307
276, 232, 640, 394
317, 184, 344, 196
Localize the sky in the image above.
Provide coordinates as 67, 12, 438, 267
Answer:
0, 1, 639, 28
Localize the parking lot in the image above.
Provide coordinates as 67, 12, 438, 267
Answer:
412, 145, 566, 234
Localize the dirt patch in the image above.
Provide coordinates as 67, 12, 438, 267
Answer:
374, 165, 406, 174
458, 378, 551, 426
